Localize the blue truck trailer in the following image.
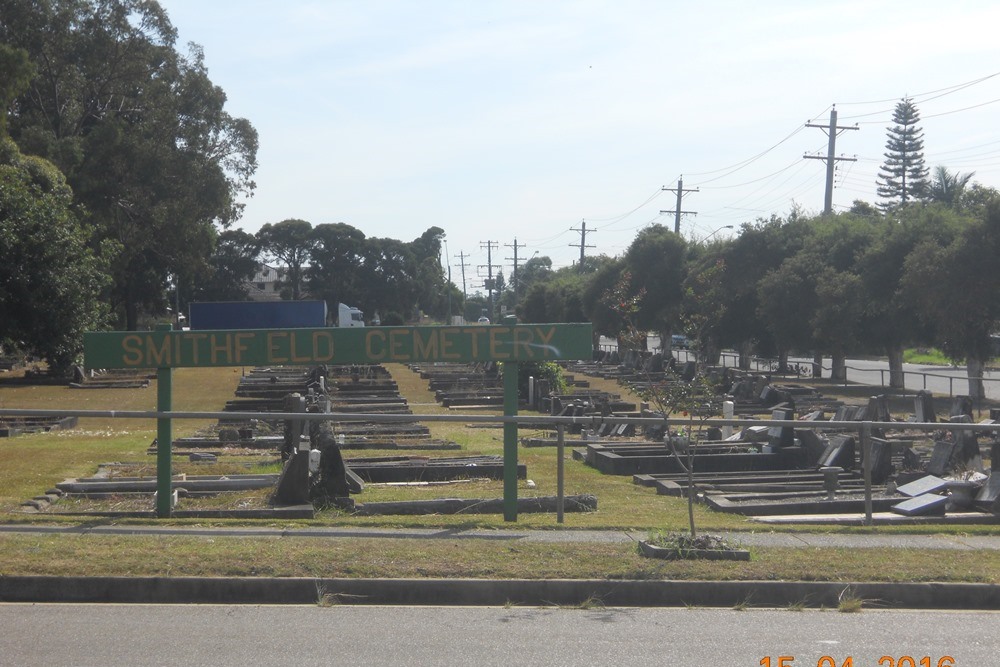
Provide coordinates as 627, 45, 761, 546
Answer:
188, 300, 328, 330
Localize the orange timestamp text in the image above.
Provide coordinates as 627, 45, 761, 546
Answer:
760, 658, 955, 667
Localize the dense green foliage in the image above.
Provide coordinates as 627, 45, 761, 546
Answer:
877, 98, 929, 209
0, 137, 108, 370
2, 0, 258, 329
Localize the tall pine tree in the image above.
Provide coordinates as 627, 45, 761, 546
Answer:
877, 98, 929, 209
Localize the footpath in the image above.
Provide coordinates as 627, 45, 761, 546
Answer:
2, 524, 1000, 609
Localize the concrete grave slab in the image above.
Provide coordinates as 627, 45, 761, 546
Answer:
896, 475, 949, 497
892, 493, 948, 517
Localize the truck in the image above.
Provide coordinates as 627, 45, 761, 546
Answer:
338, 303, 365, 328
189, 300, 327, 330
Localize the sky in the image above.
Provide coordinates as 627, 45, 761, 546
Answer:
158, 0, 1000, 290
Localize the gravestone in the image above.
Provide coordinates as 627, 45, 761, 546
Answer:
800, 429, 829, 468
897, 474, 949, 497
767, 407, 795, 448
819, 434, 855, 469
949, 415, 982, 470
925, 440, 958, 477
866, 395, 891, 423
863, 437, 893, 484
891, 493, 948, 516
915, 391, 936, 423
950, 395, 973, 420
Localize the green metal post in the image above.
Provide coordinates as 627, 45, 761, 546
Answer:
155, 323, 173, 518
503, 360, 519, 521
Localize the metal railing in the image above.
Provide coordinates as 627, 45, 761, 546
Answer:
2, 407, 993, 527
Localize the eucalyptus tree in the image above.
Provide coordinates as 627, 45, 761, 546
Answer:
1, 0, 258, 329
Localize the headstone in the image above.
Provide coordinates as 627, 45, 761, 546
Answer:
915, 391, 936, 423
800, 429, 829, 468
722, 400, 735, 439
891, 493, 948, 516
864, 437, 893, 484
767, 407, 795, 448
949, 415, 982, 471
819, 434, 855, 470
950, 396, 973, 420
974, 474, 1000, 512
925, 440, 958, 477
896, 475, 949, 498
272, 449, 311, 506
866, 395, 891, 423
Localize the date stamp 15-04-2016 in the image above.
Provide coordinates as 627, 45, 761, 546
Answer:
760, 658, 955, 667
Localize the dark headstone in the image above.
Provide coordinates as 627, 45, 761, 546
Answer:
866, 395, 891, 423
272, 449, 311, 506
891, 493, 948, 516
949, 415, 981, 470
864, 437, 893, 484
925, 440, 958, 477
950, 396, 973, 420
819, 434, 855, 470
800, 429, 829, 468
915, 391, 936, 423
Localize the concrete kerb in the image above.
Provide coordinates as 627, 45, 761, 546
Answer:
2, 576, 1000, 609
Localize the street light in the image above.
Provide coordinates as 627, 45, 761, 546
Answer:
703, 225, 734, 242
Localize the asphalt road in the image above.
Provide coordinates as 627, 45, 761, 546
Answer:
2, 604, 994, 666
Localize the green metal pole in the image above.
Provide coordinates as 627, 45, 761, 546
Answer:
503, 360, 519, 521
155, 323, 173, 518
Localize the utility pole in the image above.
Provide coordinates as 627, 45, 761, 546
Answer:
505, 238, 526, 305
804, 105, 858, 214
479, 240, 500, 321
454, 250, 470, 299
661, 177, 698, 234
569, 220, 595, 273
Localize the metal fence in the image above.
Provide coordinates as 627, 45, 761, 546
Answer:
2, 406, 993, 527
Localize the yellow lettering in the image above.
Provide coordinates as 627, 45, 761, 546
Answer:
365, 330, 386, 360
439, 328, 460, 360
312, 332, 334, 362
146, 334, 171, 367
267, 332, 288, 363
210, 333, 233, 364
122, 335, 143, 366
184, 333, 207, 365
536, 327, 556, 357
513, 327, 534, 359
389, 329, 409, 361
489, 327, 511, 360
234, 333, 254, 364
462, 327, 488, 359
413, 328, 438, 360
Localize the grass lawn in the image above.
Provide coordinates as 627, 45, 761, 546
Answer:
1, 362, 999, 582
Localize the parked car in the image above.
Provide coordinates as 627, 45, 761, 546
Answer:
671, 334, 691, 349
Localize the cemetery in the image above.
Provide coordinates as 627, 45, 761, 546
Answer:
8, 342, 1000, 528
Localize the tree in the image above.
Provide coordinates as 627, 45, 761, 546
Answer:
900, 203, 1000, 399
0, 136, 109, 371
877, 98, 929, 209
622, 224, 687, 347
307, 222, 368, 310
2, 1, 258, 329
926, 165, 975, 208
257, 219, 314, 300
190, 229, 261, 303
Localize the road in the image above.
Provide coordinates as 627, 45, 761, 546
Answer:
1, 604, 995, 666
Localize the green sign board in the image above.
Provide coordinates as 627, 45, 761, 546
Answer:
84, 323, 593, 369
